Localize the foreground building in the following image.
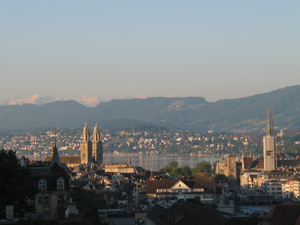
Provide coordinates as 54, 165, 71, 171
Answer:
29, 141, 70, 219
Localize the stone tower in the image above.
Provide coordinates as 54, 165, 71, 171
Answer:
263, 108, 276, 171
80, 123, 92, 165
92, 123, 103, 165
226, 155, 237, 180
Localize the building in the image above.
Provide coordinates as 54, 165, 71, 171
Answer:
80, 123, 103, 165
263, 108, 276, 171
146, 176, 217, 204
104, 163, 135, 174
215, 155, 237, 180
29, 140, 70, 219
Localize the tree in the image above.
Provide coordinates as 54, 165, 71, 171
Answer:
0, 150, 37, 218
171, 168, 181, 177
168, 161, 179, 170
192, 161, 212, 175
215, 174, 228, 184
68, 187, 101, 224
181, 166, 192, 176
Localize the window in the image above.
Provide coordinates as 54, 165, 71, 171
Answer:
38, 197, 42, 204
83, 153, 86, 159
38, 179, 47, 190
30, 200, 35, 205
57, 177, 65, 190
44, 197, 49, 206
58, 196, 63, 206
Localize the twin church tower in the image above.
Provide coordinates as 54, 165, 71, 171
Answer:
80, 123, 103, 165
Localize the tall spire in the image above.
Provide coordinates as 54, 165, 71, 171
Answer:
266, 108, 274, 136
51, 129, 61, 167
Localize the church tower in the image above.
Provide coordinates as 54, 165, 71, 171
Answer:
80, 123, 92, 165
263, 108, 276, 171
92, 123, 103, 165
51, 133, 61, 167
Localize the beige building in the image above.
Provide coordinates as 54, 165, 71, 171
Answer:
215, 155, 237, 180
29, 163, 70, 219
105, 163, 135, 174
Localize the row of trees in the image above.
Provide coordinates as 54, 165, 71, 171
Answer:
159, 161, 212, 176
158, 160, 229, 183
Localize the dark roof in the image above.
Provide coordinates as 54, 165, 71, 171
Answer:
30, 162, 67, 178
178, 176, 215, 193
146, 203, 167, 222
251, 157, 263, 168
157, 199, 231, 225
45, 156, 81, 164
147, 180, 177, 194
259, 202, 300, 225
243, 157, 254, 169
277, 160, 300, 168
180, 180, 205, 189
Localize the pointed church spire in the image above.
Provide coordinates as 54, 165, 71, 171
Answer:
51, 129, 61, 167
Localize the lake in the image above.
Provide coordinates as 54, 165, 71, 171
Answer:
104, 155, 219, 171
26, 154, 219, 171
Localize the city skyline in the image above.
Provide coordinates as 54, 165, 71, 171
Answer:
1, 1, 300, 102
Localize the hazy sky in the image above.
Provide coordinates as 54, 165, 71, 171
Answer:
1, 1, 299, 102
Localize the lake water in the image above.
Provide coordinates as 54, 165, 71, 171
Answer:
103, 155, 219, 171
26, 154, 219, 171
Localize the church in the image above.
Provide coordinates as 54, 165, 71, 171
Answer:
80, 123, 103, 165
44, 123, 103, 167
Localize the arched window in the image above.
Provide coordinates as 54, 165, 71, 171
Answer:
38, 179, 47, 190
57, 177, 65, 190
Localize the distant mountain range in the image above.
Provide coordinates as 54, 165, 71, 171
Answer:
1, 85, 300, 132
0, 94, 105, 107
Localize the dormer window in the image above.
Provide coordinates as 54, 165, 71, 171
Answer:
38, 179, 47, 190
57, 177, 65, 190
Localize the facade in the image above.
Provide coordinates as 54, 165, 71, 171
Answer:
146, 176, 216, 204
80, 123, 103, 165
240, 172, 263, 189
112, 172, 125, 182
30, 164, 70, 219
29, 143, 69, 219
105, 163, 135, 174
263, 108, 276, 171
215, 155, 237, 180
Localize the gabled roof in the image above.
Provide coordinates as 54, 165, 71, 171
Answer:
30, 162, 67, 178
146, 180, 177, 194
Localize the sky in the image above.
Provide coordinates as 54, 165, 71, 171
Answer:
1, 1, 300, 102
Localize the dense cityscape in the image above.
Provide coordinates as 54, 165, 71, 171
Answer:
2, 108, 300, 225
2, 1, 300, 224
2, 125, 300, 159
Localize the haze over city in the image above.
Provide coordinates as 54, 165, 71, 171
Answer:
1, 1, 300, 102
